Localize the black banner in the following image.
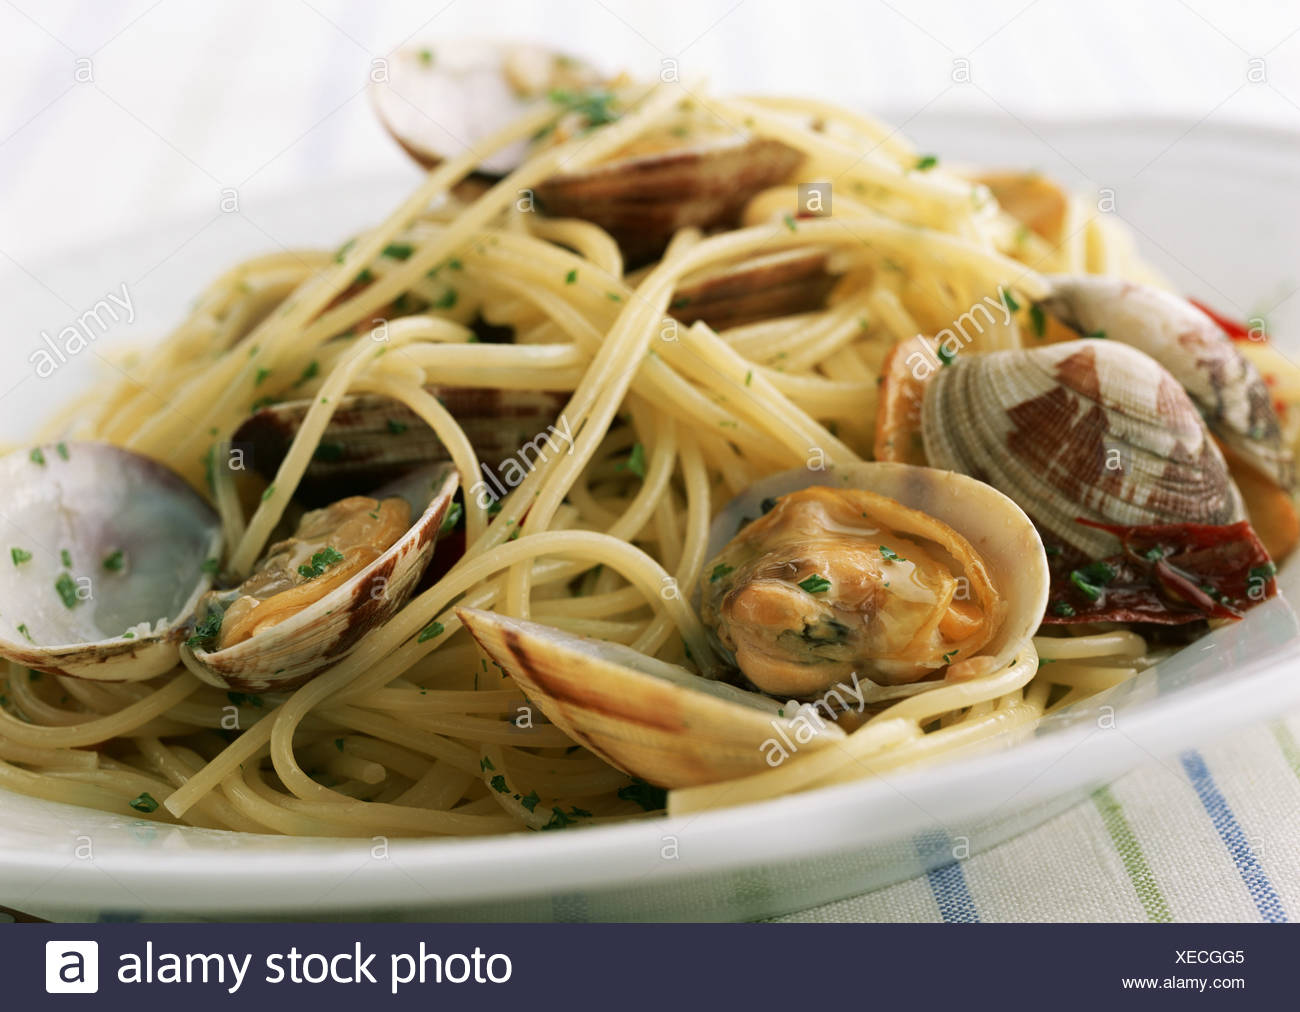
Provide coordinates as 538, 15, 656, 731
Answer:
4, 922, 1291, 1008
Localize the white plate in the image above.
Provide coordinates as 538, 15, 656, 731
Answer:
1, 115, 1298, 922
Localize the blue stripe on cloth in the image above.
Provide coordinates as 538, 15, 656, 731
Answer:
915, 830, 980, 923
1180, 749, 1288, 923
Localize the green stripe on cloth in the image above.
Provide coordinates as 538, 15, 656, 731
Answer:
1273, 720, 1300, 777
1092, 785, 1173, 922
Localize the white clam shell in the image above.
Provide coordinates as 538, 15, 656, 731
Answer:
182, 465, 458, 694
0, 443, 221, 682
922, 339, 1244, 559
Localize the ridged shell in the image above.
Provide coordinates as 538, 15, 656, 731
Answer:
668, 247, 836, 331
235, 387, 568, 507
534, 136, 804, 266
0, 443, 221, 682
1039, 275, 1293, 491
457, 607, 844, 789
182, 465, 458, 693
922, 339, 1245, 559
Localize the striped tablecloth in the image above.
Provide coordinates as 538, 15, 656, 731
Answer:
4, 1, 1300, 924
779, 720, 1300, 922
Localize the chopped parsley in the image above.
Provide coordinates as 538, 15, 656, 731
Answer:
433, 288, 458, 310
29, 448, 45, 466
745, 369, 753, 387
334, 738, 345, 752
519, 790, 540, 812
1029, 303, 1046, 338
297, 546, 345, 580
479, 757, 495, 772
710, 563, 734, 583
417, 48, 433, 66
541, 806, 592, 830
936, 344, 956, 366
54, 572, 78, 609
60, 549, 72, 568
16, 623, 32, 642
386, 418, 408, 435
1086, 330, 1107, 340
1050, 600, 1076, 618
914, 154, 939, 171
548, 87, 620, 128
254, 367, 271, 385
606, 291, 622, 302
489, 774, 509, 794
261, 484, 277, 501
186, 609, 224, 649
201, 557, 220, 574
382, 243, 414, 260
879, 545, 907, 562
129, 792, 160, 814
943, 649, 959, 663
565, 269, 578, 284
102, 550, 125, 572
620, 443, 646, 479
295, 360, 320, 386
1001, 289, 1020, 312
798, 573, 832, 594
439, 501, 463, 535
417, 620, 445, 643
10, 548, 31, 566
782, 213, 798, 232
1249, 562, 1278, 582
56, 442, 69, 460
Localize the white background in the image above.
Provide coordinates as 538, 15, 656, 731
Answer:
2, 0, 1299, 261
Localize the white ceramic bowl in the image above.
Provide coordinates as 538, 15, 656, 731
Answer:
1, 114, 1298, 922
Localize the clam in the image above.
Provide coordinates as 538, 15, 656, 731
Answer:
915, 339, 1245, 560
1036, 275, 1294, 492
460, 462, 1048, 788
0, 443, 221, 681
181, 464, 458, 693
375, 40, 803, 265
371, 39, 604, 195
666, 247, 837, 332
234, 386, 569, 506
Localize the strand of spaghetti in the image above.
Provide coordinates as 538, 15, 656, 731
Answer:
1034, 631, 1146, 661
740, 93, 916, 161
0, 671, 199, 749
265, 531, 709, 803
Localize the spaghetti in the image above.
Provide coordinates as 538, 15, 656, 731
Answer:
0, 74, 1286, 836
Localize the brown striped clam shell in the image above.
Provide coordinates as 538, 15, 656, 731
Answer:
921, 340, 1245, 559
235, 387, 569, 508
457, 607, 845, 789
668, 247, 837, 331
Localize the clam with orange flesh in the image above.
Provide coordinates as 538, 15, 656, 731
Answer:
182, 465, 458, 693
460, 462, 1048, 789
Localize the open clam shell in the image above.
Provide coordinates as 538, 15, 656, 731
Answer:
182, 465, 458, 693
922, 339, 1245, 559
0, 443, 221, 681
705, 461, 1049, 680
372, 39, 603, 188
1037, 275, 1294, 492
374, 40, 803, 266
234, 386, 568, 507
457, 607, 845, 789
